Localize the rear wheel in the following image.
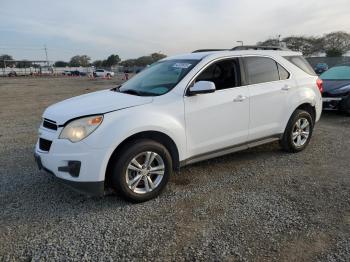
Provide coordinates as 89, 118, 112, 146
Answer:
110, 139, 172, 202
280, 109, 314, 152
340, 95, 350, 116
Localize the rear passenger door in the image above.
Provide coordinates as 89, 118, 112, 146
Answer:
243, 56, 293, 140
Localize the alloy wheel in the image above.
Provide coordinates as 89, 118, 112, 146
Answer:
125, 151, 165, 194
292, 118, 310, 147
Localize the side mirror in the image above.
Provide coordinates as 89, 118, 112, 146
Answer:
187, 81, 216, 96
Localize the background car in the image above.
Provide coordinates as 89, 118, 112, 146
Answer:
62, 70, 86, 76
320, 64, 350, 115
93, 69, 115, 78
8, 71, 17, 77
62, 70, 72, 76
314, 63, 329, 74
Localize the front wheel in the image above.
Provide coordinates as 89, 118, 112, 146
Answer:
280, 109, 314, 153
110, 139, 172, 202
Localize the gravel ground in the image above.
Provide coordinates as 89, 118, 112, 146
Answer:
0, 77, 349, 261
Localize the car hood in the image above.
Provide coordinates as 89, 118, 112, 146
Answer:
43, 89, 153, 125
322, 80, 350, 97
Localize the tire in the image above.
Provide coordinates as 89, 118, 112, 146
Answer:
340, 95, 350, 116
280, 109, 314, 153
110, 139, 172, 202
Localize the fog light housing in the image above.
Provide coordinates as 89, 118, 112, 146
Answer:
58, 161, 81, 177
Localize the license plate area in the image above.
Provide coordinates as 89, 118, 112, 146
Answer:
322, 97, 342, 102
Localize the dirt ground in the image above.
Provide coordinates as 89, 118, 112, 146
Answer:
0, 77, 349, 261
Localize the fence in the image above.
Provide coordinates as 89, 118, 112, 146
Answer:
0, 67, 95, 77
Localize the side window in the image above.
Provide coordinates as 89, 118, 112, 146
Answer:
195, 58, 241, 90
244, 57, 279, 85
277, 63, 290, 80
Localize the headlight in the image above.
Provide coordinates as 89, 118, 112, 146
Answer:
59, 115, 103, 142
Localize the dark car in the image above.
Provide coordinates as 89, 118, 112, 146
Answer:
63, 70, 86, 76
314, 63, 329, 75
8, 71, 17, 77
71, 70, 87, 76
320, 65, 350, 115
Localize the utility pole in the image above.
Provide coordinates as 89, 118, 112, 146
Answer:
277, 35, 281, 46
44, 45, 49, 66
236, 41, 244, 46
2, 59, 5, 76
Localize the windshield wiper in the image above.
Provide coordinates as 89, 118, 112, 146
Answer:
120, 89, 143, 96
111, 85, 122, 92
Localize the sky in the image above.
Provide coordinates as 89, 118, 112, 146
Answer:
0, 0, 349, 62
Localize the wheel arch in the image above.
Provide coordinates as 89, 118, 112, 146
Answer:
105, 130, 180, 185
295, 103, 316, 124
281, 101, 316, 135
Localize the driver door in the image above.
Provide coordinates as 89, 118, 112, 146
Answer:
184, 58, 250, 158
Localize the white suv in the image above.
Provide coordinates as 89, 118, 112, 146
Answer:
94, 69, 115, 78
35, 48, 323, 202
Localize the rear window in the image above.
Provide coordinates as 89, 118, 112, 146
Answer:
283, 56, 316, 76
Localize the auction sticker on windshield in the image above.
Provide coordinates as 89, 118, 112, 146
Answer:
172, 63, 192, 69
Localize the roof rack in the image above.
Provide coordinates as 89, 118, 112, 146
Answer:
192, 49, 228, 53
231, 45, 289, 51
192, 45, 290, 53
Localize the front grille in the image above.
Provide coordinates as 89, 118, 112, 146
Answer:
43, 118, 57, 131
39, 138, 52, 152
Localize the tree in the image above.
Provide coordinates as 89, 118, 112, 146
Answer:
54, 61, 68, 67
323, 31, 350, 57
119, 53, 166, 67
92, 60, 103, 68
105, 54, 121, 67
325, 49, 343, 57
258, 38, 280, 47
0, 54, 15, 68
69, 55, 91, 67
135, 56, 154, 66
120, 59, 136, 67
282, 36, 323, 56
150, 52, 166, 62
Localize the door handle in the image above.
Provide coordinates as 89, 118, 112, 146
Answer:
233, 95, 247, 102
281, 85, 291, 91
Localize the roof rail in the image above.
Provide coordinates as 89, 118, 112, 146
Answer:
231, 45, 289, 51
192, 49, 228, 53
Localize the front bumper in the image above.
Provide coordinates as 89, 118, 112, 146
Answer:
34, 152, 105, 196
34, 151, 105, 196
34, 124, 112, 197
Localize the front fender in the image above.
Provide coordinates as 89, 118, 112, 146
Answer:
83, 103, 186, 181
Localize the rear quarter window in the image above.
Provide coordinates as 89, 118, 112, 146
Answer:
283, 56, 316, 76
277, 64, 290, 80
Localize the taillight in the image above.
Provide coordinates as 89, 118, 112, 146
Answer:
316, 78, 323, 93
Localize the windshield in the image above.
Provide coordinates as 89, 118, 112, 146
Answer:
320, 66, 350, 80
119, 59, 199, 96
